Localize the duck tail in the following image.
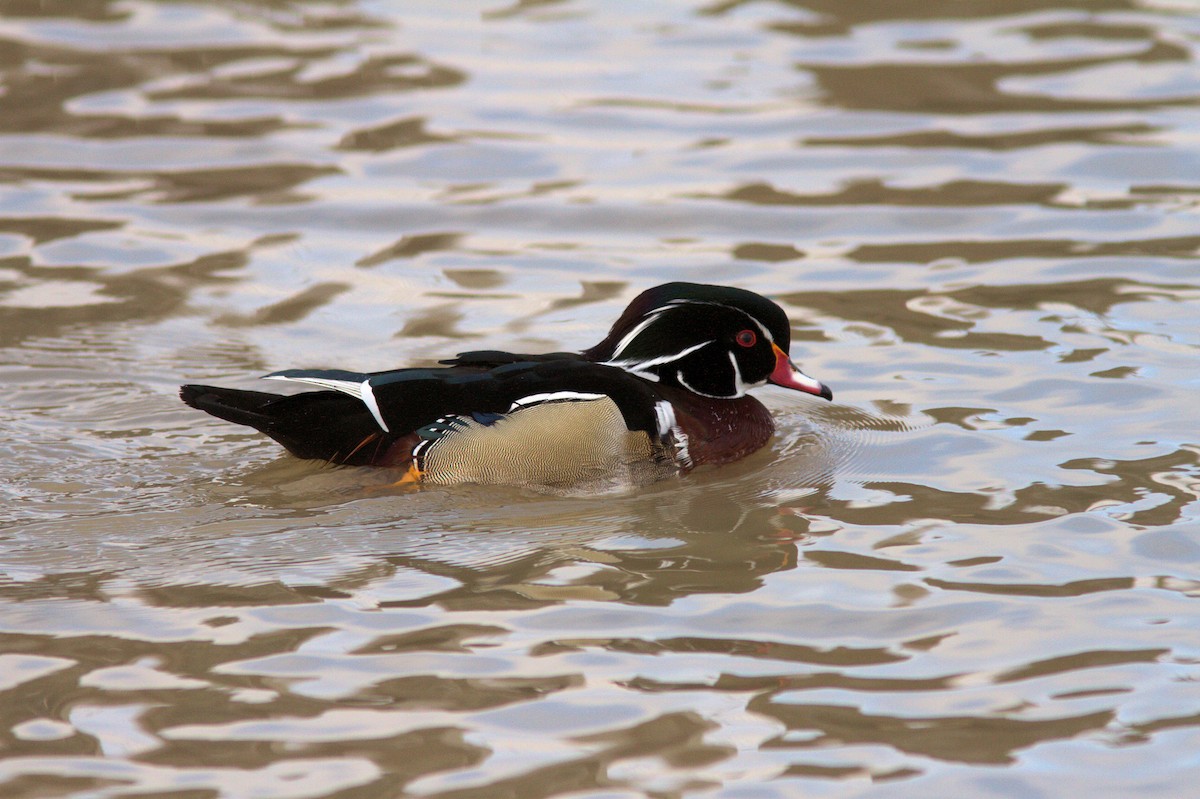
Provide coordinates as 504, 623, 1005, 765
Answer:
180, 384, 393, 465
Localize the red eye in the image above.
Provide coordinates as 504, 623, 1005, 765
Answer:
736, 329, 757, 348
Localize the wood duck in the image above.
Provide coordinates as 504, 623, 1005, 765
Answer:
180, 282, 832, 487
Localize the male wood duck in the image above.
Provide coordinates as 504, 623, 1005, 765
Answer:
181, 282, 832, 487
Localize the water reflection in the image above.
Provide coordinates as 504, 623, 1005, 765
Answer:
2, 0, 1199, 796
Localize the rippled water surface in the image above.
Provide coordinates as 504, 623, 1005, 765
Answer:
3, 1, 1200, 796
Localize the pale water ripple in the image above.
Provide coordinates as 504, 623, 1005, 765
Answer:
1, 1, 1199, 797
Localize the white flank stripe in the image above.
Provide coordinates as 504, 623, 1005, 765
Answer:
509, 391, 606, 410
360, 380, 390, 432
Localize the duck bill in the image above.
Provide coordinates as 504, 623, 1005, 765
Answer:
770, 343, 833, 401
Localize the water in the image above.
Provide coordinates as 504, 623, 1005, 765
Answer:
2, 1, 1199, 796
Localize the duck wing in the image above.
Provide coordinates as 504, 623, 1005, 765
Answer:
182, 358, 668, 468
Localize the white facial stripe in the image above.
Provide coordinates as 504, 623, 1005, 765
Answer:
510, 391, 606, 411
724, 303, 776, 343
611, 300, 776, 364
360, 379, 390, 432
672, 352, 748, 399
676, 369, 723, 399
749, 315, 773, 343
604, 340, 713, 373
723, 305, 773, 343
609, 308, 669, 361
727, 351, 749, 397
662, 299, 776, 343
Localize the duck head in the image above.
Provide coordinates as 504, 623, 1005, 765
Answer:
583, 282, 832, 401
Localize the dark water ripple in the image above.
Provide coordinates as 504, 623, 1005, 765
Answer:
1, 2, 1199, 797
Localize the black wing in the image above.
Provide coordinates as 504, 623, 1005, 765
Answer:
438, 350, 583, 367
184, 358, 667, 466
180, 383, 387, 463
377, 359, 663, 435
267, 358, 665, 438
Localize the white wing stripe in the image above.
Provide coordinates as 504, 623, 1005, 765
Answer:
263, 374, 391, 432
263, 374, 363, 399
360, 380, 390, 432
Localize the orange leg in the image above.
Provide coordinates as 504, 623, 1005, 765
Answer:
392, 462, 423, 486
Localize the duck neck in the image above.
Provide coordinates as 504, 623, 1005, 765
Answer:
658, 386, 775, 467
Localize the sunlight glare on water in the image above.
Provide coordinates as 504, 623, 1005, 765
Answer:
1, 1, 1199, 797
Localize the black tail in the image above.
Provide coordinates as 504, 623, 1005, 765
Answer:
180, 384, 396, 465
